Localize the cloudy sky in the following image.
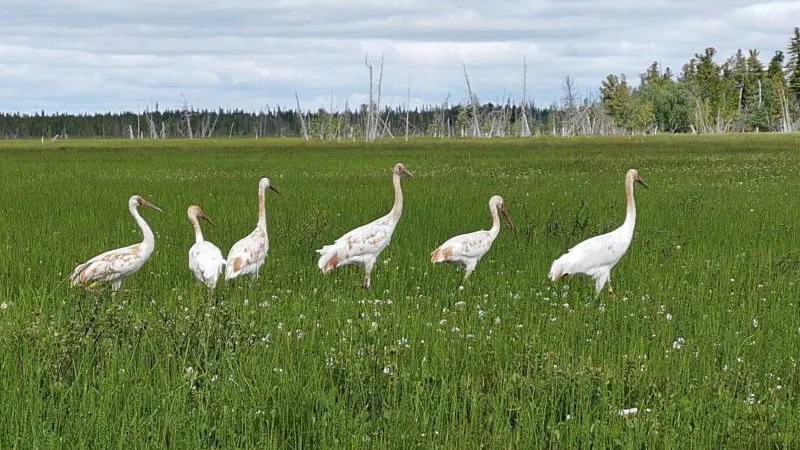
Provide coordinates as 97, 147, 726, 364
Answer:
0, 0, 797, 114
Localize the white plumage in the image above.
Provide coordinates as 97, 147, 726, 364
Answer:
548, 168, 648, 297
431, 195, 514, 283
225, 177, 280, 281
316, 162, 414, 290
187, 205, 226, 290
69, 195, 162, 297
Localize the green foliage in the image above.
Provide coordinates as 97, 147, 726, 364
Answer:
600, 74, 636, 130
787, 27, 800, 103
1, 136, 800, 447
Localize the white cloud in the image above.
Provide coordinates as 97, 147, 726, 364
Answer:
0, 0, 795, 113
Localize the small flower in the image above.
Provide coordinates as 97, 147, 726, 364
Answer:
752, 318, 759, 329
672, 337, 685, 350
665, 313, 673, 321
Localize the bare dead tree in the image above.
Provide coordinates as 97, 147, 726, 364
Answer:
144, 107, 158, 139
405, 76, 411, 142
181, 94, 193, 139
295, 92, 309, 142
777, 84, 793, 132
364, 55, 374, 141
519, 56, 531, 137
462, 64, 482, 137
136, 101, 141, 139
380, 110, 395, 139
373, 53, 385, 140
208, 110, 220, 137
560, 76, 580, 136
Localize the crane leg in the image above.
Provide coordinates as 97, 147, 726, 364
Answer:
363, 259, 375, 290
462, 261, 477, 282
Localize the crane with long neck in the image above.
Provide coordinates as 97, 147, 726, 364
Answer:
187, 205, 226, 291
431, 195, 515, 286
316, 162, 414, 290
548, 169, 648, 297
69, 195, 163, 297
225, 177, 280, 281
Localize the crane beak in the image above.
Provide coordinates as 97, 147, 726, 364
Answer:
501, 206, 515, 231
635, 175, 649, 189
142, 200, 163, 213
269, 185, 281, 195
403, 168, 414, 178
200, 214, 216, 227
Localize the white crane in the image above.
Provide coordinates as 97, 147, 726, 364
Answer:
548, 168, 648, 297
187, 205, 226, 291
225, 177, 280, 281
430, 195, 514, 284
316, 162, 414, 290
69, 195, 163, 297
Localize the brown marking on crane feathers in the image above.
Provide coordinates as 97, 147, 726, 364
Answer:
232, 257, 243, 273
324, 253, 340, 272
431, 247, 453, 263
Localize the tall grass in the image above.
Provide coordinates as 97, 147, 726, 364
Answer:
0, 134, 799, 448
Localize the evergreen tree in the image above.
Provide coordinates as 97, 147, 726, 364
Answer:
788, 27, 800, 103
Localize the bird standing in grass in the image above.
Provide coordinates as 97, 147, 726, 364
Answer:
548, 168, 648, 297
430, 195, 514, 285
69, 195, 163, 297
316, 162, 414, 290
187, 205, 225, 291
225, 177, 280, 281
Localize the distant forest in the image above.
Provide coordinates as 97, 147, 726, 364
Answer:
2, 27, 800, 140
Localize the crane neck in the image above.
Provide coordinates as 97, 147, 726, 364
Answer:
130, 202, 155, 252
489, 203, 501, 238
190, 216, 205, 244
257, 187, 267, 230
623, 177, 637, 229
389, 172, 404, 221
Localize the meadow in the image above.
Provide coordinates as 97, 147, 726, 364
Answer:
0, 134, 799, 448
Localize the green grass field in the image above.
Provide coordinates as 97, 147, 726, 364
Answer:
1, 134, 799, 448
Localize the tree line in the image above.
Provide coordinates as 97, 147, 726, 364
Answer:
2, 28, 799, 140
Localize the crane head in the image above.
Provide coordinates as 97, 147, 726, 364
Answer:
259, 177, 281, 195
628, 169, 649, 189
393, 163, 414, 178
131, 195, 163, 213
490, 195, 515, 230
187, 205, 215, 226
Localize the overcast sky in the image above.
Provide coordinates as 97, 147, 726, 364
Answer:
0, 0, 797, 114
